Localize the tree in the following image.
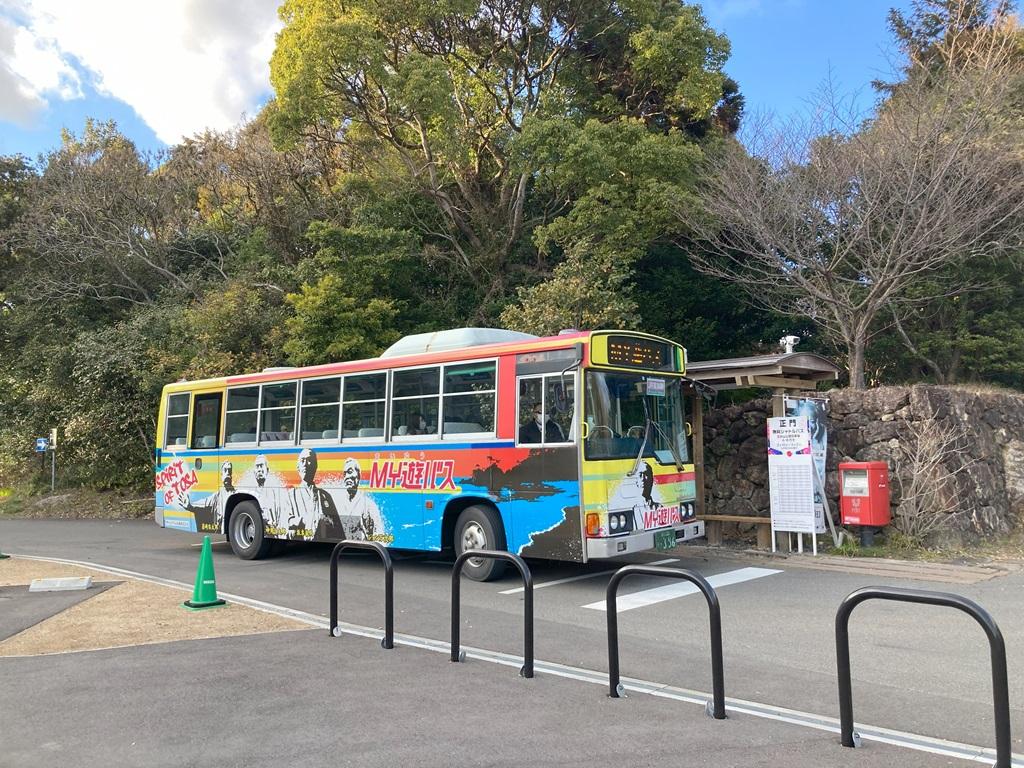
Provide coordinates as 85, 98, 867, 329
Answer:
0, 154, 32, 311
688, 15, 1024, 388
270, 0, 733, 311
500, 115, 705, 332
8, 121, 230, 309
870, 0, 1024, 386
168, 112, 344, 270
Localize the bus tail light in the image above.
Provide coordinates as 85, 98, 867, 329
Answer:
586, 513, 600, 536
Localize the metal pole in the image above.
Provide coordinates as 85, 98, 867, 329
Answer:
450, 559, 462, 663
606, 572, 622, 697
450, 550, 532, 675
50, 448, 55, 492
329, 545, 340, 637
517, 558, 534, 678
329, 540, 394, 648
606, 565, 726, 718
835, 586, 1011, 767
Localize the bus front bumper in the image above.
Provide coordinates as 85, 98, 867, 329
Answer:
586, 520, 705, 559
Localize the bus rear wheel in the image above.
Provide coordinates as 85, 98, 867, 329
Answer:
228, 500, 273, 560
454, 505, 507, 582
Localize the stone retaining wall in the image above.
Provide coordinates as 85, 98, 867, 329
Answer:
703, 385, 1024, 543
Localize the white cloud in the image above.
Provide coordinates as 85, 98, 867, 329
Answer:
701, 0, 804, 26
0, 0, 282, 143
0, 8, 80, 127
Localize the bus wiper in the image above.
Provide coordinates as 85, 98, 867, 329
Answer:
649, 417, 685, 471
628, 397, 652, 478
629, 422, 651, 478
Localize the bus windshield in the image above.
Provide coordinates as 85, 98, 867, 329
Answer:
583, 370, 689, 465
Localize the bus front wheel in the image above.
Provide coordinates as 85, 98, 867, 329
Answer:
228, 500, 273, 560
454, 505, 507, 582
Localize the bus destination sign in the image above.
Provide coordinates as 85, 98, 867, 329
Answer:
606, 336, 670, 370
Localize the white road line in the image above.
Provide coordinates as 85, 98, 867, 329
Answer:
499, 558, 679, 595
8, 553, 1020, 766
582, 566, 782, 612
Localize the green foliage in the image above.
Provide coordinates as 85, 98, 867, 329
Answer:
504, 117, 706, 329
269, 0, 735, 315
869, 258, 1024, 388
634, 244, 818, 361
568, 2, 733, 134
285, 276, 400, 365
501, 241, 640, 334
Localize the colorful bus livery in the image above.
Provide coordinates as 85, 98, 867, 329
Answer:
155, 328, 705, 580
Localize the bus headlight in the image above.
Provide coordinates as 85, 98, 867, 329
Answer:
607, 513, 632, 534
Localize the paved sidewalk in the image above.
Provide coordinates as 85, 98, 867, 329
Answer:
0, 628, 992, 768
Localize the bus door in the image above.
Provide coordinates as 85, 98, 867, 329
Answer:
512, 357, 583, 562
184, 389, 225, 534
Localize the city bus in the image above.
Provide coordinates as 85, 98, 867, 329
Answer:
154, 328, 705, 580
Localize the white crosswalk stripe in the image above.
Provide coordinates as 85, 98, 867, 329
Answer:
499, 558, 679, 595
582, 567, 782, 612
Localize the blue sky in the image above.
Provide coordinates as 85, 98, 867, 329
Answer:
704, 0, 910, 131
0, 0, 911, 160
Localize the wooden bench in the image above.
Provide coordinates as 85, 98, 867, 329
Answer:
697, 515, 772, 550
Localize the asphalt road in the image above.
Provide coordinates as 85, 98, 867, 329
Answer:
2, 518, 1023, 766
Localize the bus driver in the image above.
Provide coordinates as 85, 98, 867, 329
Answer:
519, 403, 565, 443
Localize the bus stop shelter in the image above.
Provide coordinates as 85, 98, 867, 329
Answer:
686, 352, 842, 548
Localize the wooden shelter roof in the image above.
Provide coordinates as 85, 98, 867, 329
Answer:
686, 352, 840, 391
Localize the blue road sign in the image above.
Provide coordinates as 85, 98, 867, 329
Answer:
35, 437, 49, 453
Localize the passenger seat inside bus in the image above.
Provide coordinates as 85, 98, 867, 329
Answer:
443, 422, 484, 434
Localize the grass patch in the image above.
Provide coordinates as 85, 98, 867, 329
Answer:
0, 487, 28, 516
827, 539, 889, 558
0, 487, 152, 520
815, 527, 1024, 563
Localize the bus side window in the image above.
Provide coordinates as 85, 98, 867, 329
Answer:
164, 393, 190, 448
545, 376, 575, 443
517, 376, 575, 446
190, 393, 223, 450
342, 372, 387, 439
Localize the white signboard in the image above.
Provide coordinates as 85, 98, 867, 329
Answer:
767, 416, 818, 534
784, 397, 829, 534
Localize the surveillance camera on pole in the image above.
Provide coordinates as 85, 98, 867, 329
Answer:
779, 335, 800, 354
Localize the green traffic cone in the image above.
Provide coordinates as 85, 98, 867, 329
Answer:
183, 535, 226, 610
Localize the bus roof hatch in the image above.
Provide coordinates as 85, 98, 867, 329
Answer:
381, 328, 538, 358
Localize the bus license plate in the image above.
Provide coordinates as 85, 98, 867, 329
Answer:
654, 529, 676, 551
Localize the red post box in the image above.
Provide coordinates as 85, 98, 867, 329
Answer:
838, 461, 891, 527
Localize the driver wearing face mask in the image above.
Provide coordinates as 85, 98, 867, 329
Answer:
519, 402, 565, 444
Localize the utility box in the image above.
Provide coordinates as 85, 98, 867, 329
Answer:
839, 461, 891, 527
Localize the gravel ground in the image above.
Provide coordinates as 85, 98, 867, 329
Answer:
0, 556, 306, 657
